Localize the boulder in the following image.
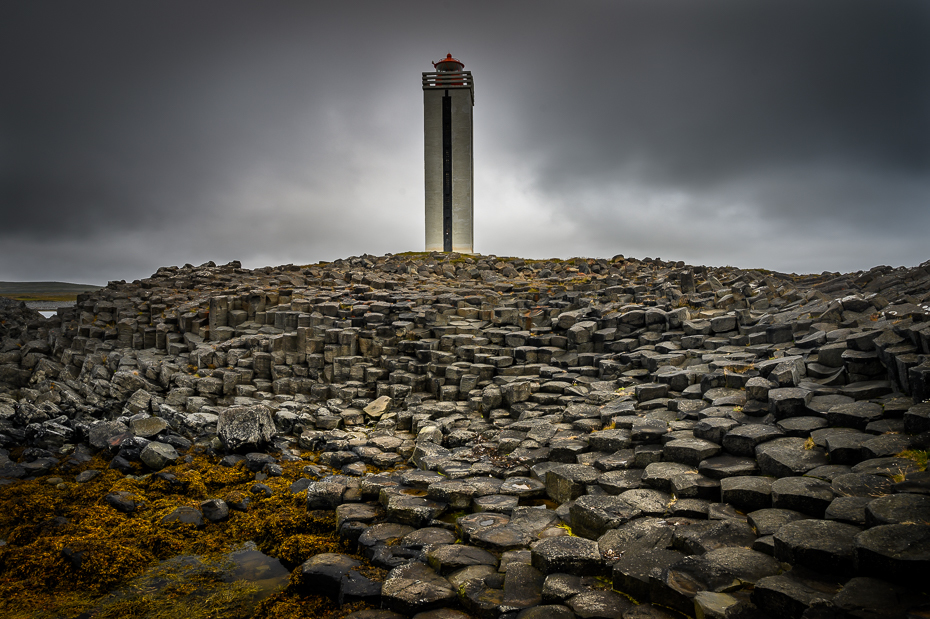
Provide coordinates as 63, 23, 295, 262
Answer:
216, 404, 275, 452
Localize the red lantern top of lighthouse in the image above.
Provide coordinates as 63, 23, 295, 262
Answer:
433, 53, 464, 72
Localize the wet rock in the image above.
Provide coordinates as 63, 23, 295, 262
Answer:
299, 553, 361, 596
88, 420, 130, 450
570, 495, 642, 540
642, 462, 694, 493
139, 441, 180, 470
516, 605, 577, 619
459, 577, 505, 619
649, 555, 740, 615
161, 506, 204, 528
864, 493, 930, 526
381, 562, 457, 615
701, 546, 781, 585
826, 402, 884, 431
698, 455, 759, 479
501, 563, 545, 613
547, 464, 601, 503
200, 498, 229, 522
531, 535, 606, 576
720, 476, 773, 512
693, 591, 741, 619
771, 477, 835, 518
747, 508, 811, 536
672, 518, 757, 554
611, 547, 684, 601
567, 589, 633, 619
756, 437, 829, 478
832, 576, 927, 619
824, 496, 871, 526
855, 523, 930, 589
773, 519, 861, 576
752, 570, 843, 619
427, 544, 498, 576
306, 479, 348, 510
598, 469, 645, 494
618, 489, 671, 516
104, 491, 144, 513
358, 522, 416, 559
723, 425, 784, 458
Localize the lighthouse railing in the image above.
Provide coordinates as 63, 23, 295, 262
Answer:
422, 71, 474, 102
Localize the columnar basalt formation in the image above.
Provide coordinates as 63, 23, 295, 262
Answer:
1, 253, 929, 618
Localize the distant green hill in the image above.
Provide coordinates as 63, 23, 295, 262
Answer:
0, 281, 102, 302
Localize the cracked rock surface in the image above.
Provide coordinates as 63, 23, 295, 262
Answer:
2, 252, 930, 618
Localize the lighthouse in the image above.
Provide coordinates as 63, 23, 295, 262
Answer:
423, 54, 474, 253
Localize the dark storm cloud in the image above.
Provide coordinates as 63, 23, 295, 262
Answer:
1, 1, 928, 282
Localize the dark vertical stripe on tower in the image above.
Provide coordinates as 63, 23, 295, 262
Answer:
442, 91, 452, 252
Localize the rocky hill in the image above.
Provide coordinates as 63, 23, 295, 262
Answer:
1, 252, 929, 619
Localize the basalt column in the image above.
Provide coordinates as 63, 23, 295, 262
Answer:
423, 54, 474, 253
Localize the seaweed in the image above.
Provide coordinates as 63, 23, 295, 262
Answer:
0, 451, 377, 618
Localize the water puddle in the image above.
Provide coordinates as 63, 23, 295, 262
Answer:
89, 542, 290, 618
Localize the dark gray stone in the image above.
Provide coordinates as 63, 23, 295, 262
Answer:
618, 488, 671, 516
547, 464, 601, 503
756, 437, 829, 478
531, 535, 606, 576
382, 562, 457, 615
611, 548, 684, 602
200, 498, 229, 522
771, 476, 835, 517
831, 473, 893, 498
663, 438, 721, 466
752, 571, 843, 619
773, 519, 861, 576
597, 469, 644, 494
851, 457, 922, 478
855, 524, 930, 590
864, 494, 930, 527
649, 555, 740, 615
672, 518, 757, 554
769, 388, 813, 420
641, 462, 693, 493
598, 517, 676, 561
567, 590, 633, 619
720, 476, 773, 512
832, 576, 927, 619
299, 553, 361, 597
139, 441, 179, 470
570, 494, 642, 540
827, 402, 884, 431
161, 505, 204, 528
501, 563, 545, 613
701, 546, 781, 585
747, 508, 811, 536
698, 455, 760, 479
824, 496, 871, 526
427, 544, 498, 576
723, 425, 785, 457
516, 606, 577, 619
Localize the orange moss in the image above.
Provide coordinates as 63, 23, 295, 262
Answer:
0, 449, 378, 618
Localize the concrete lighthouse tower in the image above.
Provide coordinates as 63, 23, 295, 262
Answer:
423, 53, 474, 253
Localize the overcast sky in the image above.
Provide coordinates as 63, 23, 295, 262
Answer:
2, 1, 928, 285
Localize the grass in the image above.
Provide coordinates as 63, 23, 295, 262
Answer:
896, 449, 928, 471
0, 293, 79, 303
0, 281, 101, 300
